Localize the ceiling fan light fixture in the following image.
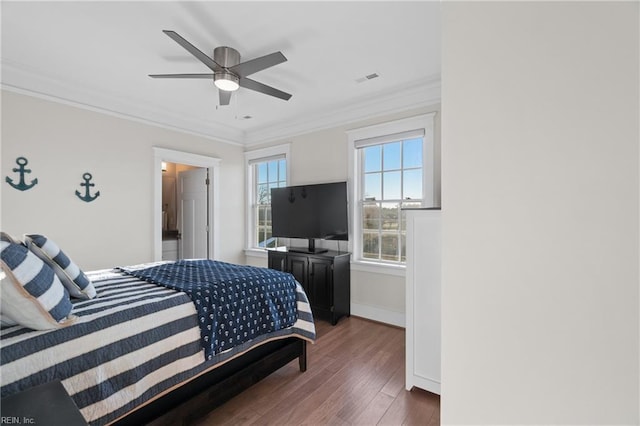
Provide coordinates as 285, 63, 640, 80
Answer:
214, 72, 240, 91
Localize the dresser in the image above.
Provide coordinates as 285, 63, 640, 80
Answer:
268, 249, 350, 325
405, 208, 441, 394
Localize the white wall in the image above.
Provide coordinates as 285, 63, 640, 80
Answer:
245, 104, 441, 325
442, 2, 639, 424
1, 91, 245, 270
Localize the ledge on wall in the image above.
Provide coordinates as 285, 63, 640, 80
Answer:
350, 260, 406, 278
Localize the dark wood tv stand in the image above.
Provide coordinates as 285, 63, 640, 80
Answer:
268, 248, 350, 325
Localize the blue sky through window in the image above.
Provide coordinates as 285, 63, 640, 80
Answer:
363, 138, 423, 201
257, 162, 267, 183
403, 138, 422, 168
256, 159, 286, 204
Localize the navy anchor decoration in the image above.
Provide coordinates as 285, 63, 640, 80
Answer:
6, 157, 39, 191
75, 172, 100, 202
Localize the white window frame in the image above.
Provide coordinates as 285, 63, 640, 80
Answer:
244, 143, 291, 257
347, 113, 437, 273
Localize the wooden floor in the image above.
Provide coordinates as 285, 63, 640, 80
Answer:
194, 316, 440, 425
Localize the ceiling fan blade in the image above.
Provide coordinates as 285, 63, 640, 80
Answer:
230, 52, 287, 78
162, 30, 220, 71
149, 73, 213, 79
239, 77, 292, 101
219, 90, 232, 106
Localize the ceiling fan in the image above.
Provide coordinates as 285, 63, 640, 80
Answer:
149, 30, 292, 106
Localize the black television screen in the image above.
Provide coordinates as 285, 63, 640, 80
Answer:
271, 182, 348, 252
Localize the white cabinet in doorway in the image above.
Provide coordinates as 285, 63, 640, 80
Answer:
405, 208, 441, 395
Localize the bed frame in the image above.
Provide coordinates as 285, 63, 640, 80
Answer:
113, 337, 307, 426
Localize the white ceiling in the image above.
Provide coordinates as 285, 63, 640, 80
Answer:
1, 1, 441, 146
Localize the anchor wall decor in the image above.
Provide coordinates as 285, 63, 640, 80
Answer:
75, 172, 100, 202
6, 157, 38, 191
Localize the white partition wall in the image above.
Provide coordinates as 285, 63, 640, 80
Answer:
441, 2, 639, 424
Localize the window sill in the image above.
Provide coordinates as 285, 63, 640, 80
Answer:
350, 260, 406, 277
244, 248, 268, 258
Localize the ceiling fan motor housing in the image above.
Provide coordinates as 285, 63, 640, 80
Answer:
214, 46, 240, 69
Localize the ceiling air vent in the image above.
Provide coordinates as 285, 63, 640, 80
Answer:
355, 72, 380, 83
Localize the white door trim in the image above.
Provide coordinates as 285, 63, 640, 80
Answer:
153, 147, 221, 261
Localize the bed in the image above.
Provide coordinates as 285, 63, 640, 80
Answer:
0, 255, 315, 425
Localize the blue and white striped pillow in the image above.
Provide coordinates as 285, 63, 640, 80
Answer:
0, 235, 75, 330
24, 234, 96, 300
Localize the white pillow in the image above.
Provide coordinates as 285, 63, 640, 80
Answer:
0, 314, 18, 327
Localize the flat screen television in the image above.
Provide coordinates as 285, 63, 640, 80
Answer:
271, 181, 348, 253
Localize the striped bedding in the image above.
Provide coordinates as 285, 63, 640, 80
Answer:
0, 266, 315, 425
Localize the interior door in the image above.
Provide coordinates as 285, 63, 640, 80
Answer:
178, 168, 209, 259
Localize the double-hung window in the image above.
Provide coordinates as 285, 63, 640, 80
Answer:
245, 144, 290, 251
348, 113, 437, 265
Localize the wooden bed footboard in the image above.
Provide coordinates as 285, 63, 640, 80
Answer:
113, 337, 307, 426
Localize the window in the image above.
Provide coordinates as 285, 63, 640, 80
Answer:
253, 158, 286, 248
361, 138, 424, 262
348, 113, 437, 266
245, 144, 290, 252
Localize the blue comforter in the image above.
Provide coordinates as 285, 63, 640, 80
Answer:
120, 260, 298, 360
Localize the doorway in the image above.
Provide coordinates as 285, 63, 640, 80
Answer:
153, 147, 221, 262
161, 163, 209, 260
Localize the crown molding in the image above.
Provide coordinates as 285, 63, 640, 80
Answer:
241, 76, 441, 146
2, 60, 439, 147
1, 61, 245, 146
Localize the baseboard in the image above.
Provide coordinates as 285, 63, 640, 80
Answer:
407, 375, 441, 395
350, 303, 405, 328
